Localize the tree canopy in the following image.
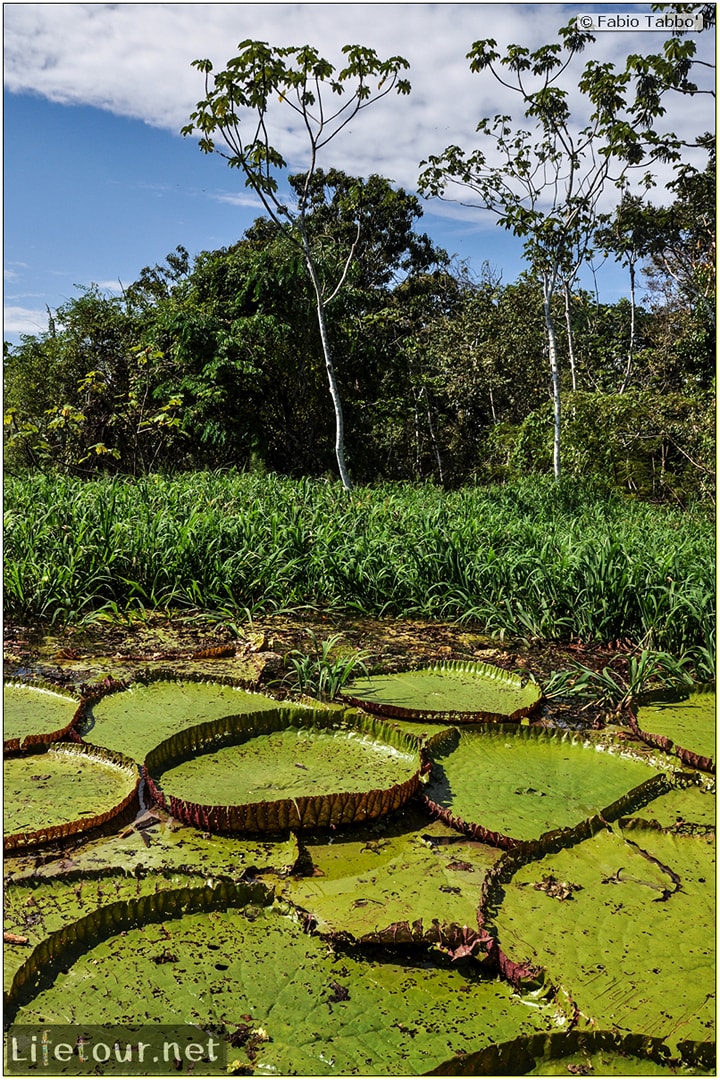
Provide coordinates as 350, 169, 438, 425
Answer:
4, 22, 715, 505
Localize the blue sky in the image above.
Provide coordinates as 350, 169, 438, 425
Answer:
4, 3, 716, 341
3, 91, 531, 338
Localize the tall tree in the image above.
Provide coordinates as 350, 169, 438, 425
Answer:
595, 191, 650, 392
181, 40, 411, 489
419, 19, 693, 478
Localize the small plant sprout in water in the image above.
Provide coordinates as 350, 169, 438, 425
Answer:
285, 631, 369, 702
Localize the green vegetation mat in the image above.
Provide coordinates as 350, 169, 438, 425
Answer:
3, 746, 137, 843
491, 826, 715, 1049
425, 727, 658, 841
81, 679, 279, 761
9, 901, 566, 1075
4, 682, 78, 751
342, 661, 541, 720
4, 475, 714, 665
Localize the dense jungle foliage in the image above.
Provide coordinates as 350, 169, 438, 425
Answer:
3, 153, 715, 504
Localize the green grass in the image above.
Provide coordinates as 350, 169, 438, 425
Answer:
3, 472, 715, 672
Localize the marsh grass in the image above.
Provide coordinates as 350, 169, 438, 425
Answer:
285, 631, 369, 701
544, 650, 698, 711
4, 472, 715, 675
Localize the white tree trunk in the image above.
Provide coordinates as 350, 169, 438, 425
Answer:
563, 282, 578, 392
619, 259, 636, 393
300, 228, 353, 491
543, 282, 562, 481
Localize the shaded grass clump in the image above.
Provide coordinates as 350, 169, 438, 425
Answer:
4, 472, 715, 672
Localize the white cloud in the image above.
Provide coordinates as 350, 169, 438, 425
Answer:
4, 3, 714, 201
4, 305, 50, 335
94, 280, 126, 292
4, 261, 30, 283
212, 192, 266, 210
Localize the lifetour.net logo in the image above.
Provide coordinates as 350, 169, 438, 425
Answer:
5, 1026, 228, 1076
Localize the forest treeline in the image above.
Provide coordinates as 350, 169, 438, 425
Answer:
4, 154, 715, 502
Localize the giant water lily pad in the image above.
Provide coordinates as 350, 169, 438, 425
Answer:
342, 661, 542, 722
491, 825, 715, 1050
3, 869, 207, 994
145, 710, 423, 833
280, 810, 500, 947
8, 898, 567, 1075
4, 682, 79, 753
431, 1029, 715, 1075
424, 727, 661, 845
4, 816, 300, 883
4, 827, 300, 997
634, 689, 716, 771
79, 678, 280, 762
4, 744, 138, 850
631, 772, 715, 830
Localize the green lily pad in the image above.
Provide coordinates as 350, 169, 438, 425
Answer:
4, 682, 79, 753
431, 1029, 715, 1075
4, 744, 138, 851
280, 811, 500, 947
634, 690, 716, 770
3, 825, 300, 996
491, 825, 715, 1050
79, 678, 281, 762
9, 899, 568, 1075
3, 869, 206, 994
4, 819, 299, 886
146, 710, 422, 833
342, 661, 542, 722
424, 727, 661, 844
630, 773, 716, 830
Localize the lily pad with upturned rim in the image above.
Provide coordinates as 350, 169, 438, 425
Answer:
424, 726, 662, 845
78, 677, 282, 763
4, 682, 80, 754
3, 869, 211, 994
491, 825, 715, 1049
430, 1028, 715, 1075
280, 811, 500, 946
8, 898, 567, 1075
341, 661, 542, 722
627, 772, 715, 830
144, 708, 423, 834
632, 689, 716, 772
4, 822, 300, 885
4, 744, 139, 851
